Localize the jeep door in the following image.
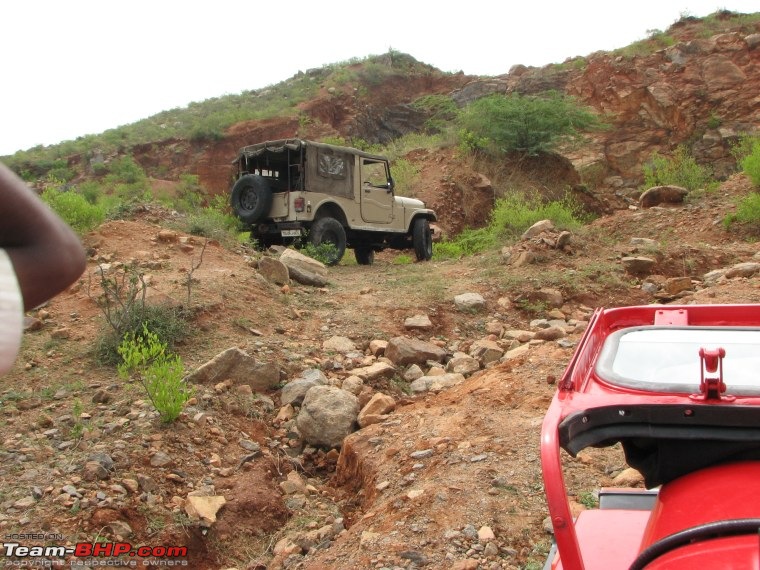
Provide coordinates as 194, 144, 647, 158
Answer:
359, 158, 393, 224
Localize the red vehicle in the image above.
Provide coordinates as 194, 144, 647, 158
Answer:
541, 304, 760, 570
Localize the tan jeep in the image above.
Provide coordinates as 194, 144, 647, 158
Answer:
230, 139, 436, 265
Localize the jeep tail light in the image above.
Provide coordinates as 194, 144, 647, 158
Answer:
294, 197, 305, 212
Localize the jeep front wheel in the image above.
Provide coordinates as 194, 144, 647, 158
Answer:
231, 175, 273, 224
412, 218, 433, 261
309, 217, 346, 266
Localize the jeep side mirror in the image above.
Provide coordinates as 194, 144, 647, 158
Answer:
387, 178, 395, 193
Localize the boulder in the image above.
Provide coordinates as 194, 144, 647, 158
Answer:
279, 249, 329, 287
257, 256, 290, 286
184, 348, 279, 391
522, 219, 555, 239
639, 185, 688, 208
322, 336, 356, 353
445, 354, 481, 376
358, 393, 396, 427
454, 293, 486, 311
385, 337, 447, 367
404, 314, 434, 330
621, 256, 657, 275
469, 340, 504, 365
410, 373, 465, 394
296, 386, 360, 448
280, 378, 324, 407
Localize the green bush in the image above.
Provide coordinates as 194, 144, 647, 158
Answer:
724, 192, 760, 231
643, 146, 715, 191
458, 91, 604, 156
489, 192, 585, 237
412, 94, 459, 133
118, 325, 193, 423
389, 158, 419, 196
92, 265, 190, 365
301, 241, 340, 265
736, 137, 760, 187
95, 303, 189, 366
41, 188, 105, 234
434, 191, 585, 257
185, 196, 241, 243
106, 156, 147, 184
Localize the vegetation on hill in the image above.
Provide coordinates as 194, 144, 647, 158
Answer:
457, 91, 605, 156
2, 50, 440, 173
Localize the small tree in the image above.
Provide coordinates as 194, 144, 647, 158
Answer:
458, 91, 604, 156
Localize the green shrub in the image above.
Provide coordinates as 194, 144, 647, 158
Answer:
458, 91, 604, 156
106, 156, 146, 184
736, 137, 760, 187
185, 196, 241, 243
724, 192, 760, 231
301, 241, 340, 265
642, 146, 716, 191
118, 325, 193, 423
613, 29, 675, 58
41, 188, 105, 234
489, 192, 585, 237
432, 241, 467, 259
92, 265, 189, 365
95, 303, 189, 366
434, 191, 585, 256
412, 94, 459, 133
389, 158, 419, 196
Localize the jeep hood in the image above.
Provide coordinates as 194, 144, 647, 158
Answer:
394, 196, 426, 209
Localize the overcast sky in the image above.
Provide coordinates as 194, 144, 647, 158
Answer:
1, 0, 757, 156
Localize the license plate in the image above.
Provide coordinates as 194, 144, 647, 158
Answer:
281, 229, 301, 237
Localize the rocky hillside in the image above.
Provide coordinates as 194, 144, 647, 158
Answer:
25, 13, 753, 214
48, 11, 759, 237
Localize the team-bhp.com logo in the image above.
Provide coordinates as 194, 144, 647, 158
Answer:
2, 541, 188, 567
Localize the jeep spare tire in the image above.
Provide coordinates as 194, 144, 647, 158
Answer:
231, 175, 273, 224
309, 217, 346, 266
413, 218, 433, 261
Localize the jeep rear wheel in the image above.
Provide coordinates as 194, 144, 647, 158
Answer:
231, 175, 273, 224
309, 217, 346, 266
412, 218, 433, 261
354, 247, 374, 266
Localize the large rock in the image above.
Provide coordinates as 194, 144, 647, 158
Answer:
445, 353, 481, 376
621, 256, 657, 275
725, 262, 760, 279
322, 336, 356, 353
280, 368, 329, 406
185, 495, 226, 527
351, 361, 396, 381
639, 185, 688, 208
454, 293, 486, 311
279, 249, 329, 287
357, 393, 396, 428
522, 219, 555, 239
296, 386, 359, 448
184, 348, 279, 391
410, 373, 465, 393
385, 337, 447, 367
469, 340, 504, 365
280, 378, 324, 407
257, 257, 290, 286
